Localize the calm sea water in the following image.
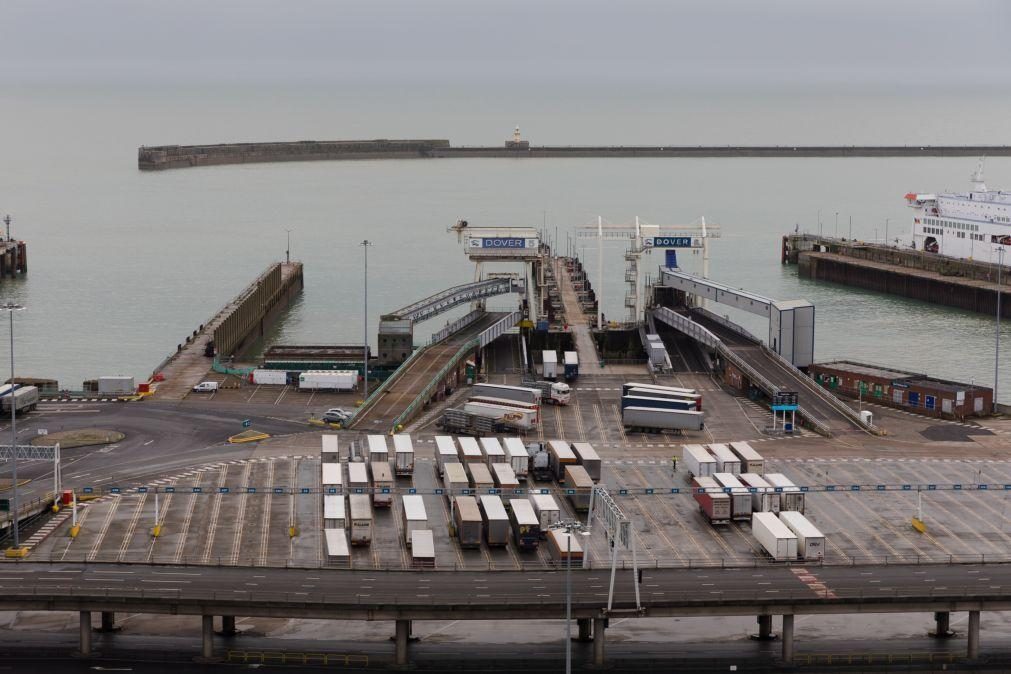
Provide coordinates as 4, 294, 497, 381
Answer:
3, 81, 1011, 398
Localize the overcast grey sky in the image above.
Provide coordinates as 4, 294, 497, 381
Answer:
4, 0, 1009, 87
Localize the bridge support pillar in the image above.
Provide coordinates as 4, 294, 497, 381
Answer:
752, 614, 776, 640
593, 618, 606, 666
577, 618, 593, 642
219, 615, 238, 637
97, 611, 118, 632
781, 614, 794, 664
395, 619, 410, 666
967, 610, 980, 660
201, 615, 214, 660
930, 611, 954, 638
78, 611, 92, 657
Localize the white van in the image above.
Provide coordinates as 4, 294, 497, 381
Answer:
192, 381, 219, 392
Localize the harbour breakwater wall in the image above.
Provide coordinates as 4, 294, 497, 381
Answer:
138, 139, 1011, 170
783, 234, 1011, 318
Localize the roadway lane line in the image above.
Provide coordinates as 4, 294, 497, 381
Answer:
117, 492, 150, 562
259, 459, 275, 566
229, 462, 253, 565
173, 472, 206, 564
200, 464, 230, 564
87, 497, 122, 562
143, 440, 154, 446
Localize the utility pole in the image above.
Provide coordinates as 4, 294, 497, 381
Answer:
996, 247, 1004, 413
885, 218, 890, 247
849, 215, 852, 240
835, 212, 839, 238
1, 303, 24, 548
361, 240, 373, 399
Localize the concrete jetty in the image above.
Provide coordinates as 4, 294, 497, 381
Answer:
783, 233, 1011, 318
152, 261, 303, 400
138, 138, 1011, 171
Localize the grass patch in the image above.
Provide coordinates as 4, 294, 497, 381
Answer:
30, 428, 125, 448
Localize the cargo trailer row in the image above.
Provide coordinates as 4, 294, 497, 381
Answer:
682, 443, 765, 480
751, 510, 824, 560
712, 473, 752, 520
739, 473, 780, 513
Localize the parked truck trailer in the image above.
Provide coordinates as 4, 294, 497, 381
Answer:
752, 511, 798, 561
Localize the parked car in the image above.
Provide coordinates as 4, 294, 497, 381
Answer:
322, 408, 352, 424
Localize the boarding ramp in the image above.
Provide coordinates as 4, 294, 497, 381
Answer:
653, 307, 874, 436
659, 267, 813, 367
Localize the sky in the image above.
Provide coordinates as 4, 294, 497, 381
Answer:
3, 0, 1009, 88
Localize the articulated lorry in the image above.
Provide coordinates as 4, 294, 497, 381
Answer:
521, 379, 571, 405
0, 384, 38, 415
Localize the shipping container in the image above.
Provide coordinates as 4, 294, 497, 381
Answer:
682, 444, 717, 479
712, 473, 753, 520
252, 368, 288, 386
298, 370, 357, 391
622, 382, 697, 397
570, 442, 601, 482
321, 435, 340, 463
324, 528, 351, 567
778, 511, 825, 560
622, 406, 704, 431
502, 437, 530, 477
530, 493, 561, 533
546, 528, 583, 562
739, 473, 779, 513
466, 462, 494, 492
752, 511, 798, 561
457, 436, 484, 463
442, 463, 470, 504
507, 498, 540, 549
765, 473, 806, 513
348, 495, 373, 546
563, 464, 594, 512
479, 495, 510, 546
434, 436, 460, 476
546, 440, 578, 480
708, 444, 742, 474
98, 376, 135, 395
491, 463, 520, 490
393, 434, 415, 476
367, 435, 390, 464
563, 351, 579, 380
621, 394, 700, 412
401, 494, 428, 545
347, 462, 369, 493
453, 496, 483, 548
323, 494, 346, 529
472, 383, 541, 405
321, 463, 343, 492
542, 350, 559, 379
410, 530, 435, 568
369, 461, 393, 508
729, 442, 765, 475
479, 437, 507, 466
692, 476, 732, 525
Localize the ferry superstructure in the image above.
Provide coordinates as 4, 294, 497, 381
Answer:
906, 160, 1011, 261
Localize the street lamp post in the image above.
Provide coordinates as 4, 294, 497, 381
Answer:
0, 303, 24, 548
361, 240, 372, 399
555, 519, 590, 674
996, 247, 1005, 413
285, 229, 293, 264
835, 212, 839, 238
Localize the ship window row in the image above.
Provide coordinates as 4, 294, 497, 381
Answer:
925, 217, 979, 232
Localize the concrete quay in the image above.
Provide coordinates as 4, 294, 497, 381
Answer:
151, 261, 303, 400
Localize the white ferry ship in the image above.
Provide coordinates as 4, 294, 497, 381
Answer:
906, 160, 1011, 261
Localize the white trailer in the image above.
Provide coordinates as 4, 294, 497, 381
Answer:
739, 473, 779, 513
546, 440, 578, 480
298, 370, 357, 391
765, 473, 806, 513
530, 493, 561, 533
682, 444, 716, 479
622, 382, 697, 397
401, 494, 428, 545
442, 463, 470, 505
712, 473, 753, 520
324, 528, 351, 567
491, 463, 519, 490
367, 435, 390, 464
434, 436, 460, 476
502, 437, 530, 478
369, 461, 394, 508
708, 444, 741, 475
563, 351, 579, 380
321, 463, 343, 492
480, 495, 510, 546
779, 510, 825, 560
472, 383, 541, 405
457, 436, 484, 463
321, 435, 340, 463
252, 368, 288, 386
348, 495, 373, 546
479, 437, 507, 466
541, 350, 559, 379
463, 401, 537, 431
393, 434, 415, 476
323, 494, 347, 529
467, 462, 494, 491
570, 442, 601, 482
729, 441, 765, 474
98, 376, 135, 395
347, 462, 369, 493
410, 530, 436, 568
752, 512, 798, 561
623, 406, 704, 432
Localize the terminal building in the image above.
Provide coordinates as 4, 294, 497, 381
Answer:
809, 360, 993, 419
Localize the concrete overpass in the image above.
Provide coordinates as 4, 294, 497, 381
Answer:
2, 560, 1005, 665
